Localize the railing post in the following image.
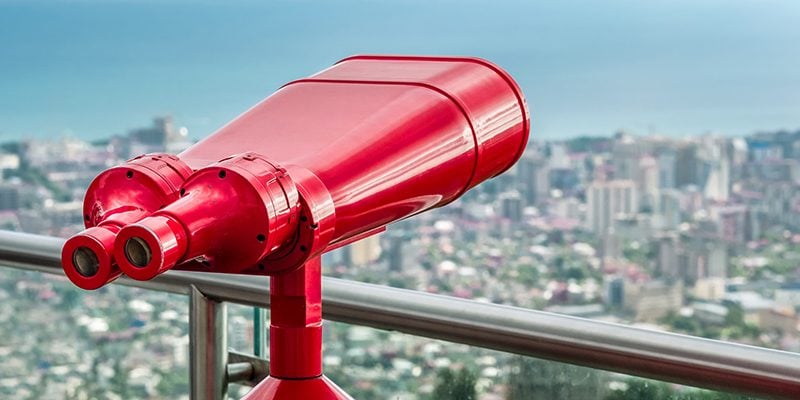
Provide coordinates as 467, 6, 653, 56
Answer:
190, 285, 228, 400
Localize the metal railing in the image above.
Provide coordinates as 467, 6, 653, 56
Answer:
1, 230, 799, 399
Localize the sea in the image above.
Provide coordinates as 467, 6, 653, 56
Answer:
1, 0, 798, 142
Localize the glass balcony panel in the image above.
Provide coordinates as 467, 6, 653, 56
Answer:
321, 231, 799, 355
226, 303, 257, 355
316, 320, 761, 400
0, 267, 190, 400
0, 265, 788, 399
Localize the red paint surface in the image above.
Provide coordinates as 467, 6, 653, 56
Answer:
61, 55, 530, 399
241, 375, 353, 400
112, 55, 527, 277
269, 257, 323, 379
61, 154, 191, 289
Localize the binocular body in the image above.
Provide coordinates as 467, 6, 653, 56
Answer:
62, 55, 529, 290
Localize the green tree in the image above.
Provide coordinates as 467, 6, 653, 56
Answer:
60, 289, 82, 309
507, 356, 605, 399
26, 373, 48, 400
683, 390, 758, 399
725, 303, 745, 327
604, 379, 674, 400
156, 367, 189, 397
432, 368, 477, 400
516, 264, 540, 286
110, 358, 130, 398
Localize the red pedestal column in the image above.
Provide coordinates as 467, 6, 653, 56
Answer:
242, 257, 353, 399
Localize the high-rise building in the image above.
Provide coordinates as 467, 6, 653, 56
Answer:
0, 184, 21, 211
499, 191, 524, 221
603, 276, 625, 308
347, 233, 382, 266
586, 180, 638, 234
743, 159, 799, 182
548, 143, 570, 170
657, 233, 680, 279
709, 204, 748, 244
601, 232, 623, 260
548, 168, 580, 193
517, 155, 548, 206
703, 156, 731, 202
551, 197, 582, 220
611, 133, 640, 181
693, 278, 727, 301
624, 279, 684, 322
386, 231, 406, 272
675, 143, 700, 188
729, 138, 749, 182
654, 189, 682, 230
758, 182, 799, 225
657, 148, 677, 189
637, 156, 659, 211
129, 116, 173, 146
682, 237, 729, 281
694, 137, 732, 202
744, 208, 767, 241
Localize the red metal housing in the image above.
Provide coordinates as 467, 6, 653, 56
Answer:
104, 55, 529, 278
60, 55, 530, 399
61, 154, 192, 289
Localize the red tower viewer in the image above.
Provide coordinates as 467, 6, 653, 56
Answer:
62, 55, 529, 399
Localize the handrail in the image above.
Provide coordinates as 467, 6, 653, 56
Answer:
1, 230, 799, 399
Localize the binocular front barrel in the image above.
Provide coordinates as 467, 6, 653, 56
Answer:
61, 154, 192, 289
62, 55, 530, 288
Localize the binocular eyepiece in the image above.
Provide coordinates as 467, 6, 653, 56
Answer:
62, 55, 530, 289
61, 154, 192, 290
113, 154, 302, 281
123, 236, 151, 268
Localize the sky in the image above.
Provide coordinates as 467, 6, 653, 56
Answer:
0, 0, 798, 142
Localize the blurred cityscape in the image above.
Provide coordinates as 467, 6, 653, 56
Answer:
1, 116, 798, 399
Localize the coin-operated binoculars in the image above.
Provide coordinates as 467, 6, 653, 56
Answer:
61, 55, 529, 399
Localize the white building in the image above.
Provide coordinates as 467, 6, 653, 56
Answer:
586, 180, 639, 234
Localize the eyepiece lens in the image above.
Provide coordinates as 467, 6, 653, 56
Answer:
73, 246, 100, 277
125, 237, 152, 268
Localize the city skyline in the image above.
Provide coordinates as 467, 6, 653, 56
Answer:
1, 2, 799, 398
1, 116, 798, 398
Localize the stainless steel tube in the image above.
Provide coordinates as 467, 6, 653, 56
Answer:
190, 285, 228, 400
